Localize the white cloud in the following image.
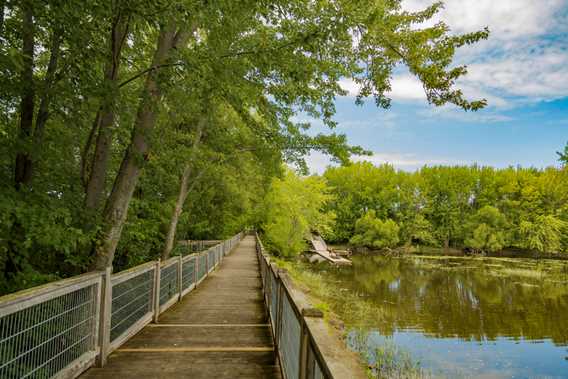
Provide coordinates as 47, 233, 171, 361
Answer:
305, 151, 467, 174
352, 152, 467, 169
420, 106, 514, 123
402, 0, 566, 41
462, 45, 568, 101
305, 152, 334, 174
407, 0, 568, 105
339, 75, 426, 101
341, 0, 568, 110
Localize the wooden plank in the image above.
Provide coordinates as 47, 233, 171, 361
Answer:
81, 351, 281, 379
120, 325, 273, 349
147, 323, 270, 327
117, 347, 274, 352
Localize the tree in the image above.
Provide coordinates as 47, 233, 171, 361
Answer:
82, 3, 131, 212
400, 214, 435, 247
262, 169, 334, 257
520, 215, 567, 254
464, 206, 508, 254
350, 211, 400, 250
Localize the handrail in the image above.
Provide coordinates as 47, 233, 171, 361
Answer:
254, 232, 366, 379
0, 232, 244, 379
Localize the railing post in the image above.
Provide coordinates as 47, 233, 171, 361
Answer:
299, 321, 309, 379
177, 255, 183, 301
96, 266, 112, 367
153, 259, 161, 323
300, 308, 324, 379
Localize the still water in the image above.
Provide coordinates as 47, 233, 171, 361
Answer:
319, 255, 568, 378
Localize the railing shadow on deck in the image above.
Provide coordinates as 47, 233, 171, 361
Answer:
255, 233, 366, 379
0, 233, 243, 379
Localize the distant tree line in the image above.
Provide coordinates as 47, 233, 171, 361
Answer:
325, 162, 568, 254
261, 155, 568, 256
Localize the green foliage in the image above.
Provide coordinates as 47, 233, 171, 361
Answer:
262, 169, 334, 257
520, 215, 567, 254
0, 188, 93, 293
350, 211, 400, 250
400, 214, 435, 247
323, 162, 568, 254
0, 0, 493, 292
558, 142, 568, 166
464, 206, 508, 253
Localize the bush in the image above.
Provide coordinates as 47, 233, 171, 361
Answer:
350, 211, 400, 250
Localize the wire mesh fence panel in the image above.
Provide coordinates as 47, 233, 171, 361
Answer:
182, 257, 196, 290
159, 262, 179, 306
0, 283, 99, 379
279, 292, 301, 379
269, 271, 279, 336
207, 249, 214, 271
198, 254, 207, 280
307, 342, 326, 379
110, 269, 154, 343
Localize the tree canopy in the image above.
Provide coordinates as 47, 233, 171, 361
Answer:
0, 0, 490, 293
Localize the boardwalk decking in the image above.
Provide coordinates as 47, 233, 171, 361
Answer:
82, 236, 281, 378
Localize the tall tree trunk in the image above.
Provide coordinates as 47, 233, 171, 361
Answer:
33, 27, 62, 146
84, 13, 130, 211
14, 0, 34, 189
0, 0, 6, 35
92, 23, 188, 270
81, 109, 101, 188
161, 120, 205, 260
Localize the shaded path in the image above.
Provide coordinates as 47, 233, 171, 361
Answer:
82, 236, 281, 378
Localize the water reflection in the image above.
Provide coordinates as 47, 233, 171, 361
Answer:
321, 255, 568, 378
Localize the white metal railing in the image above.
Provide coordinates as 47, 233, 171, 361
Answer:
254, 233, 364, 379
0, 232, 244, 379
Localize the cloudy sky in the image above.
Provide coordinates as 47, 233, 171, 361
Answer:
306, 0, 568, 173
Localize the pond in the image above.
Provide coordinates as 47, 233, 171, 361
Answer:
317, 255, 568, 378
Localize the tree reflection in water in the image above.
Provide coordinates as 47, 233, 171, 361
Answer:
314, 255, 568, 378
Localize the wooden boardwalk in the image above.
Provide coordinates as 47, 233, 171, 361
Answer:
82, 236, 281, 378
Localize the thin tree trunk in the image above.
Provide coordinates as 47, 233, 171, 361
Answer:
0, 0, 6, 35
14, 0, 34, 189
161, 120, 205, 260
33, 27, 62, 145
81, 109, 101, 189
84, 13, 130, 210
92, 23, 189, 270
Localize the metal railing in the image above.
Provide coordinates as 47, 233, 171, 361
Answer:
0, 232, 243, 379
173, 240, 221, 256
255, 233, 364, 379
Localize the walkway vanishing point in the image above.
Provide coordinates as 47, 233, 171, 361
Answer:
82, 236, 281, 378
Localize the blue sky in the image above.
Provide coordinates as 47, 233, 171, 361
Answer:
305, 0, 568, 173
